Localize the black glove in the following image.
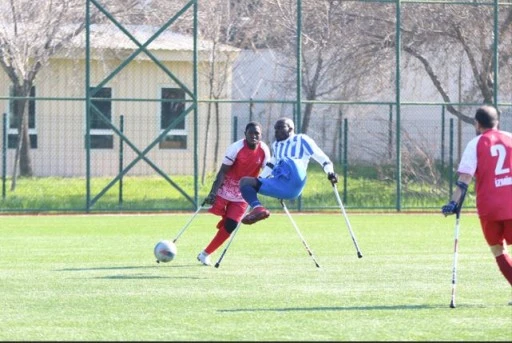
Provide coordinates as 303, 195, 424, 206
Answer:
441, 200, 458, 216
204, 193, 216, 205
327, 172, 338, 185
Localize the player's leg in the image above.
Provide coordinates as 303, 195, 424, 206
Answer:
258, 160, 306, 200
197, 196, 228, 265
506, 223, 512, 306
240, 177, 263, 208
198, 200, 247, 265
240, 177, 270, 224
241, 159, 306, 225
242, 176, 306, 225
204, 201, 246, 254
480, 218, 512, 287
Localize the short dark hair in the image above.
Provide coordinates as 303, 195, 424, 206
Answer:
475, 105, 498, 129
245, 121, 261, 132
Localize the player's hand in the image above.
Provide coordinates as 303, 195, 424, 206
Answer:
441, 200, 458, 216
327, 172, 338, 185
204, 193, 216, 205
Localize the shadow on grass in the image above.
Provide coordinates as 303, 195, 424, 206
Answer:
218, 304, 487, 312
55, 264, 206, 280
55, 264, 199, 272
95, 275, 202, 280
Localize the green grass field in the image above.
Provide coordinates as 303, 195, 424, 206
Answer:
1, 212, 510, 341
0, 162, 465, 212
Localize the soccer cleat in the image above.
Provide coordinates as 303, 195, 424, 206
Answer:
242, 206, 270, 225
196, 251, 212, 266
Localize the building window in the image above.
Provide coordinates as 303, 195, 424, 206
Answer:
89, 87, 113, 149
8, 86, 37, 149
159, 87, 186, 149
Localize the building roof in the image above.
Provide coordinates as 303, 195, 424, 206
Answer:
72, 24, 239, 53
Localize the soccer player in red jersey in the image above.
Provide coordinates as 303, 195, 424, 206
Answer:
442, 105, 512, 304
196, 122, 270, 266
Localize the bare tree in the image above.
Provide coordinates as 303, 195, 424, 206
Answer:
0, 0, 142, 190
230, 0, 388, 134
343, 2, 512, 123
212, 1, 511, 126
196, 0, 242, 184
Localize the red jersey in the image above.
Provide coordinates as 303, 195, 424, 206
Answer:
458, 129, 512, 220
216, 139, 270, 202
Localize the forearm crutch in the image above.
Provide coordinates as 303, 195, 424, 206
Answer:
172, 200, 207, 243
280, 199, 321, 268
333, 184, 363, 258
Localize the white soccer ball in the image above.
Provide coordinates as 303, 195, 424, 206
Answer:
154, 240, 177, 263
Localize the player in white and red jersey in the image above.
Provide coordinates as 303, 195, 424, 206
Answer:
442, 105, 512, 303
196, 122, 270, 266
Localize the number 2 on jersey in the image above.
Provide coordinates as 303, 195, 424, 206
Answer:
491, 144, 510, 175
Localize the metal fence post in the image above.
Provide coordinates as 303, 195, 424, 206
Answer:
233, 115, 238, 142
249, 99, 253, 123
441, 105, 446, 171
119, 115, 124, 206
449, 118, 454, 199
343, 118, 348, 205
2, 113, 7, 200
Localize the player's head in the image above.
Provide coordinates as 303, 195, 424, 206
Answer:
474, 105, 499, 132
244, 121, 262, 149
274, 117, 295, 142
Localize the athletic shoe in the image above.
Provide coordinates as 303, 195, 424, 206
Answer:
242, 206, 270, 225
196, 251, 211, 266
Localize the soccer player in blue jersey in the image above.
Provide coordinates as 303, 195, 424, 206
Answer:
239, 117, 338, 225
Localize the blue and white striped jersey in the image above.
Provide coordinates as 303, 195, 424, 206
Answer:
259, 133, 334, 178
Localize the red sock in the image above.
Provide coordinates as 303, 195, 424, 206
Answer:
204, 227, 230, 255
495, 253, 512, 286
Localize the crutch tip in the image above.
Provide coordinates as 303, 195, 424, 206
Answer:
214, 263, 220, 268
357, 253, 363, 258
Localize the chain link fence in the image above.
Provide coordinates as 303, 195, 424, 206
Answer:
0, 0, 511, 213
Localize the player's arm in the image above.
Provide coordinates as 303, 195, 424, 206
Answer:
304, 135, 338, 184
442, 137, 477, 215
441, 173, 472, 216
258, 142, 275, 179
259, 157, 275, 179
205, 164, 230, 204
206, 141, 241, 204
451, 174, 472, 203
